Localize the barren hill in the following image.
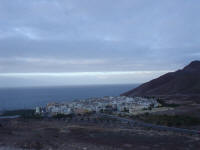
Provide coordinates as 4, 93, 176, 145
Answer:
122, 61, 200, 96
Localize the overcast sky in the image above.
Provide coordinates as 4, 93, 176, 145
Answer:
0, 0, 200, 87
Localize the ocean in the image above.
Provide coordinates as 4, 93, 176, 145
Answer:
0, 84, 138, 110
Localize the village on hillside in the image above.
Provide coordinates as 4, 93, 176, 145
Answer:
35, 96, 162, 116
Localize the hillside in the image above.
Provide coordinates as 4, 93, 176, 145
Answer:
122, 61, 200, 96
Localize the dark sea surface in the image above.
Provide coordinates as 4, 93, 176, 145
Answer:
0, 84, 138, 110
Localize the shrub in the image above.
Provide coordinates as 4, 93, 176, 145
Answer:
157, 99, 180, 107
137, 114, 200, 127
53, 114, 73, 119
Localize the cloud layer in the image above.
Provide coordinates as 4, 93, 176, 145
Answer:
0, 71, 168, 87
0, 0, 200, 86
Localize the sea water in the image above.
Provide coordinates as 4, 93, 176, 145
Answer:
0, 84, 138, 110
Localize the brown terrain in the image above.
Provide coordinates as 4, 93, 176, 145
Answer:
0, 117, 200, 150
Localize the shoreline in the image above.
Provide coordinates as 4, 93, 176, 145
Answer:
0, 115, 20, 119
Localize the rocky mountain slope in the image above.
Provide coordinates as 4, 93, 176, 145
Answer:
122, 61, 200, 96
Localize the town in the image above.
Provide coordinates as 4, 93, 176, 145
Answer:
36, 96, 161, 116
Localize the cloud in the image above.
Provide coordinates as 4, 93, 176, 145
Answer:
0, 0, 199, 86
0, 57, 109, 73
0, 71, 169, 77
0, 70, 169, 87
12, 57, 107, 65
13, 27, 40, 40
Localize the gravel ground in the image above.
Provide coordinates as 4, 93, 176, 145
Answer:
0, 118, 200, 150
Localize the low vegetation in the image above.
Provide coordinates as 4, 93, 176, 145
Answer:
133, 113, 200, 127
157, 98, 180, 107
1, 109, 34, 117
0, 109, 44, 119
53, 114, 74, 119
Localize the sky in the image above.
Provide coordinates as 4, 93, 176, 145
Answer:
0, 0, 200, 87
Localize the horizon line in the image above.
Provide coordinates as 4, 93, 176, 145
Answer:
0, 70, 171, 77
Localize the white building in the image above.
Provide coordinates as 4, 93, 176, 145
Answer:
41, 96, 160, 116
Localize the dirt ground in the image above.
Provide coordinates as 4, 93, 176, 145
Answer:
0, 118, 200, 150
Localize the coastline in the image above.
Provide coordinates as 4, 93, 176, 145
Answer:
0, 115, 20, 119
